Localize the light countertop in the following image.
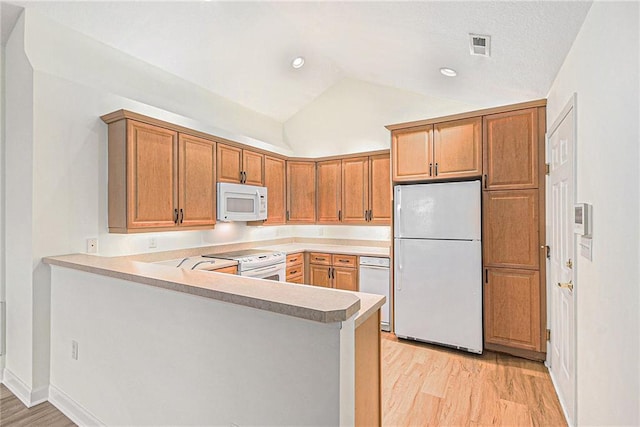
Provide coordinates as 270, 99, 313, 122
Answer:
44, 241, 386, 326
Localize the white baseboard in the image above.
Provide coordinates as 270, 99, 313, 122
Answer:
49, 384, 104, 427
548, 369, 575, 427
1, 368, 43, 407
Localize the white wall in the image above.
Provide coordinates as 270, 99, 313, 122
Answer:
50, 267, 350, 426
24, 10, 289, 154
4, 11, 38, 393
283, 78, 477, 157
546, 2, 639, 425
0, 40, 6, 374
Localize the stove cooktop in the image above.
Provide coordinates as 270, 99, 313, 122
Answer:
202, 249, 277, 259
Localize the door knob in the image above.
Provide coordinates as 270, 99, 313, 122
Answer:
557, 281, 573, 291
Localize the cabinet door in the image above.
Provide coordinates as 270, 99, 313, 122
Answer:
178, 134, 216, 227
484, 108, 539, 190
483, 190, 539, 269
286, 161, 316, 223
309, 264, 332, 288
433, 117, 482, 179
392, 126, 433, 181
342, 157, 369, 224
243, 149, 264, 186
217, 143, 242, 184
263, 156, 286, 225
368, 154, 391, 225
316, 160, 342, 224
127, 121, 178, 228
484, 268, 541, 351
333, 267, 358, 291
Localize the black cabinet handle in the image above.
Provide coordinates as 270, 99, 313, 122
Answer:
429, 163, 433, 176
369, 210, 373, 221
331, 267, 335, 279
179, 208, 184, 224
328, 267, 331, 278
174, 208, 179, 224
286, 211, 290, 221
338, 210, 342, 221
435, 162, 439, 176
483, 174, 488, 189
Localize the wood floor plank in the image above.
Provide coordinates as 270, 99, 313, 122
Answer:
0, 385, 75, 427
382, 333, 567, 427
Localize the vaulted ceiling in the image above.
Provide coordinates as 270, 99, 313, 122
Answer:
5, 1, 592, 123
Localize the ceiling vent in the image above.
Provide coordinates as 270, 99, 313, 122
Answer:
469, 34, 491, 57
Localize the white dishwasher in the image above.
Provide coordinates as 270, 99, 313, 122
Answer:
359, 256, 391, 331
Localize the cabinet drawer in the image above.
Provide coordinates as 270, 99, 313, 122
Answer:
332, 254, 357, 268
309, 252, 331, 265
287, 273, 304, 284
286, 252, 303, 266
214, 265, 238, 275
286, 265, 303, 278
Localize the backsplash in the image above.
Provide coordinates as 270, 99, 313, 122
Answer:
97, 223, 391, 257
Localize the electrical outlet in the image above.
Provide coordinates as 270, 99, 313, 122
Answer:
149, 237, 157, 249
87, 238, 98, 254
71, 340, 79, 360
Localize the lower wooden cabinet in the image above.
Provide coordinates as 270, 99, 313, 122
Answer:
484, 268, 542, 352
214, 265, 238, 275
308, 253, 358, 291
286, 252, 304, 284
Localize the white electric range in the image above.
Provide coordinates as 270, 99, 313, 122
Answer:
203, 249, 286, 282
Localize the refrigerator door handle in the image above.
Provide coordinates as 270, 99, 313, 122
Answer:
396, 240, 403, 291
395, 187, 402, 236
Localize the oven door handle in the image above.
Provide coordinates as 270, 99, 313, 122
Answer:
243, 263, 284, 277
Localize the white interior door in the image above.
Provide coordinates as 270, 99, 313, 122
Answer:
547, 95, 576, 425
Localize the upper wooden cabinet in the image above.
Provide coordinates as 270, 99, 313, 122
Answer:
178, 134, 216, 227
484, 108, 539, 190
483, 190, 540, 270
368, 154, 391, 225
317, 160, 343, 224
286, 161, 316, 223
217, 143, 264, 186
263, 156, 286, 225
342, 154, 391, 224
107, 119, 215, 233
392, 126, 433, 181
434, 117, 482, 180
392, 118, 481, 182
341, 157, 368, 224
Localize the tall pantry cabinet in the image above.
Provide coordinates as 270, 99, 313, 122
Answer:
482, 106, 547, 359
388, 100, 547, 360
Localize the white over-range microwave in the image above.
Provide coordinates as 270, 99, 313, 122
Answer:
217, 182, 267, 222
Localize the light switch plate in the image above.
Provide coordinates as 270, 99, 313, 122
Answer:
579, 236, 592, 261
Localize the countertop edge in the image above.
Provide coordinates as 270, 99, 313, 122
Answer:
44, 255, 361, 324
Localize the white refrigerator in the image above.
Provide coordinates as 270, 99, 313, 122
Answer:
394, 180, 483, 354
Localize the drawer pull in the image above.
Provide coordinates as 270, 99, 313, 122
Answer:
289, 270, 297, 275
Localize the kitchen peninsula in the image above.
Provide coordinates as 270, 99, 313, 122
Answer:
43, 242, 385, 426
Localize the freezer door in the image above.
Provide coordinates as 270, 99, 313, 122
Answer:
394, 238, 482, 353
394, 181, 481, 240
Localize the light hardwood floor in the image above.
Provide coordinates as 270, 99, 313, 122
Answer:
0, 335, 566, 426
382, 333, 567, 426
0, 385, 75, 426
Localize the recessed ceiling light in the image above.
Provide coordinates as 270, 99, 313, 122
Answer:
291, 56, 305, 69
440, 67, 457, 77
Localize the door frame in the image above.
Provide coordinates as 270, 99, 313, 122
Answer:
545, 93, 578, 426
